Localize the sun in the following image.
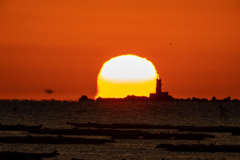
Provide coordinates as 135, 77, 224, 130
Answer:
95, 54, 157, 98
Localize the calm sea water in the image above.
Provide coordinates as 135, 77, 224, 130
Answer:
0, 100, 240, 160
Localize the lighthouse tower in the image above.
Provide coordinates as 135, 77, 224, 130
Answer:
156, 78, 162, 95
149, 72, 172, 101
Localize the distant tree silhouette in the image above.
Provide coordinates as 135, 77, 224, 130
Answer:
223, 97, 231, 101
79, 95, 88, 101
211, 96, 216, 101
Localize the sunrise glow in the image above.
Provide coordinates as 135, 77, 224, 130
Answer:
96, 55, 157, 98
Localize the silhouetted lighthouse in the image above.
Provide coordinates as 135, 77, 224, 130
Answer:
149, 73, 173, 101
156, 78, 162, 95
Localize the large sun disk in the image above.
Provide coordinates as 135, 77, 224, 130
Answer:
96, 54, 157, 98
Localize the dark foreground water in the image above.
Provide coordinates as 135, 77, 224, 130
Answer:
0, 100, 240, 160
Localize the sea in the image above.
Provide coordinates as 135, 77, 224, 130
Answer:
0, 100, 240, 160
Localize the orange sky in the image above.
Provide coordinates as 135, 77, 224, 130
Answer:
0, 0, 240, 100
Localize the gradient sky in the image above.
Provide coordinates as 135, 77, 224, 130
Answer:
0, 0, 240, 100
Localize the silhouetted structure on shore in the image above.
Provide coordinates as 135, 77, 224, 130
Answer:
149, 78, 174, 101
